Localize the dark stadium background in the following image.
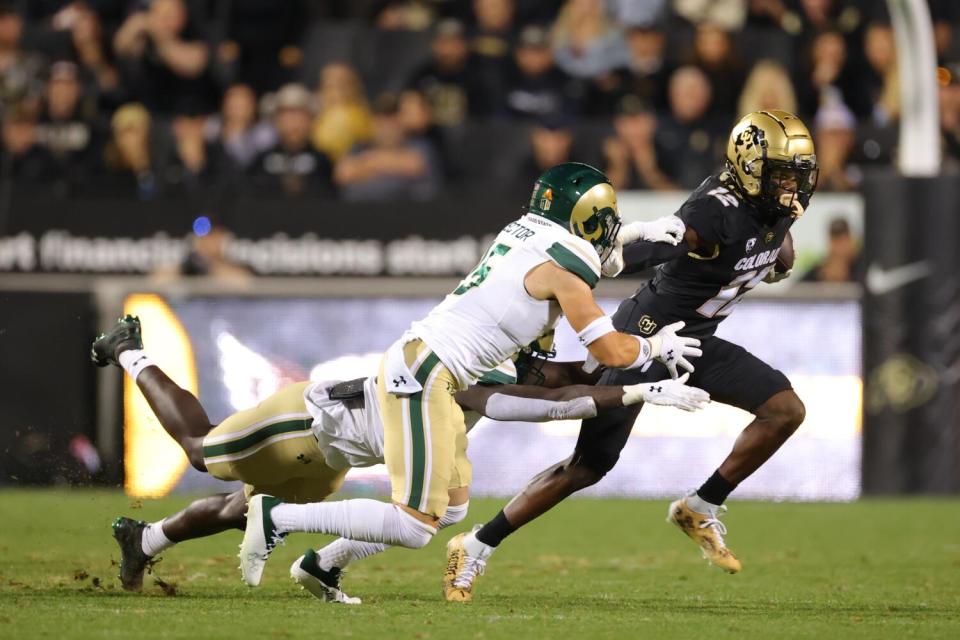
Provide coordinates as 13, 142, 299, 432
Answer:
0, 0, 957, 502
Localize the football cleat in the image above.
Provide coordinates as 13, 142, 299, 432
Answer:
91, 315, 143, 367
290, 549, 361, 605
667, 496, 742, 574
239, 494, 286, 587
111, 516, 152, 591
443, 526, 491, 602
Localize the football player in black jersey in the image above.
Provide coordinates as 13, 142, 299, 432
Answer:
445, 110, 818, 599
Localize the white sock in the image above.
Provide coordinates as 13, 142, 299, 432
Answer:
316, 539, 386, 571
118, 349, 156, 382
141, 520, 175, 557
315, 501, 469, 570
462, 529, 494, 560
687, 492, 720, 516
271, 499, 437, 549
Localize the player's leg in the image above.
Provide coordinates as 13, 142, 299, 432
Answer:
293, 487, 471, 604
715, 389, 805, 484
112, 490, 246, 591
92, 315, 212, 470
241, 341, 464, 586
667, 338, 800, 573
444, 369, 642, 601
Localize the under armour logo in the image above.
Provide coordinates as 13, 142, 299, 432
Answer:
296, 453, 312, 465
665, 349, 675, 361
393, 376, 407, 387
649, 385, 662, 393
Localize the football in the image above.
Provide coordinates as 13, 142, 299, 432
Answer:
776, 232, 795, 273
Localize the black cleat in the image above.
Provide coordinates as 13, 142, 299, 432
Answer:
112, 516, 152, 591
91, 315, 143, 367
290, 549, 361, 604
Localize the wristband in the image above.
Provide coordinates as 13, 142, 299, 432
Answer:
576, 315, 616, 347
624, 335, 653, 369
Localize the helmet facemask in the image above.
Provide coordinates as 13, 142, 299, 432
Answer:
758, 156, 819, 218
574, 205, 622, 263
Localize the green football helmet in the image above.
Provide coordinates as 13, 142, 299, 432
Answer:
527, 162, 622, 261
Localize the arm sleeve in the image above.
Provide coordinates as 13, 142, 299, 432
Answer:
483, 393, 598, 422
620, 240, 690, 274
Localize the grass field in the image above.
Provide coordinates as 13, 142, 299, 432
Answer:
0, 490, 958, 639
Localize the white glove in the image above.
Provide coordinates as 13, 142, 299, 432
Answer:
618, 216, 685, 246
645, 321, 702, 378
763, 268, 791, 284
622, 372, 710, 411
601, 239, 625, 277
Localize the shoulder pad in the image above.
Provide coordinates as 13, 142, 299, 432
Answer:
545, 237, 601, 289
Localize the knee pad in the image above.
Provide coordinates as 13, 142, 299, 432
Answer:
438, 502, 468, 529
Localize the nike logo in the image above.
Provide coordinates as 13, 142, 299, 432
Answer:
866, 261, 932, 295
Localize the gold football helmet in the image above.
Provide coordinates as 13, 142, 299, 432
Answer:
725, 110, 818, 217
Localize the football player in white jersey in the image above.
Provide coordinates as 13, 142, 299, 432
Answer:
93, 316, 709, 600
236, 162, 704, 590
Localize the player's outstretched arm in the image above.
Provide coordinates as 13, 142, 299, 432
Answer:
455, 374, 710, 422
602, 216, 687, 277
525, 262, 702, 376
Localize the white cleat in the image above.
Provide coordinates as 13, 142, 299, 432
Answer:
239, 494, 285, 586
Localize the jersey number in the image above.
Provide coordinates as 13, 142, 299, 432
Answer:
696, 266, 772, 318
453, 243, 512, 295
707, 187, 739, 207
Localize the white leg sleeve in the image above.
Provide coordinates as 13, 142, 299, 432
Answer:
317, 538, 387, 570
484, 393, 598, 422
316, 502, 469, 570
271, 499, 436, 549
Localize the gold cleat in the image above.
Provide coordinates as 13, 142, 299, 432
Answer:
443, 528, 489, 602
667, 496, 742, 574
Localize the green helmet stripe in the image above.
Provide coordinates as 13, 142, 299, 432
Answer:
546, 242, 600, 289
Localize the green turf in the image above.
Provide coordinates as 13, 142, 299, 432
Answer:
0, 490, 958, 639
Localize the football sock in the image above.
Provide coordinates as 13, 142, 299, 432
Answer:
694, 469, 737, 511
317, 539, 385, 571
271, 499, 437, 549
142, 520, 174, 557
474, 510, 515, 548
316, 502, 469, 570
118, 349, 156, 382
462, 530, 494, 559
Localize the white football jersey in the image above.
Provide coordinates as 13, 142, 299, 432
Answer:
304, 377, 384, 470
412, 213, 602, 390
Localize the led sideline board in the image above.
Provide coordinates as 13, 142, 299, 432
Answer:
123, 295, 861, 501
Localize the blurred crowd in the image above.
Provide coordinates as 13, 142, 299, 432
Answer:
2, 0, 960, 203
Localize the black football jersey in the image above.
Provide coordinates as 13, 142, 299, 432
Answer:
633, 174, 797, 338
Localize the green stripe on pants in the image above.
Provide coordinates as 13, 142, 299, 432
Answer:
202, 419, 311, 459
407, 352, 441, 510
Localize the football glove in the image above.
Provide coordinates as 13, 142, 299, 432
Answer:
622, 372, 710, 411
601, 239, 626, 278
618, 216, 686, 246
763, 268, 792, 284
645, 321, 702, 378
